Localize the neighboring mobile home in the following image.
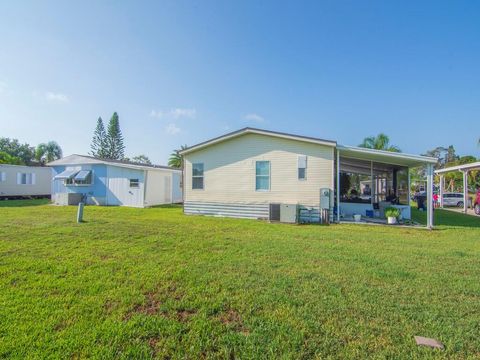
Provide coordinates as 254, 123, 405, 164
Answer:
48, 155, 182, 207
180, 128, 438, 227
0, 164, 52, 199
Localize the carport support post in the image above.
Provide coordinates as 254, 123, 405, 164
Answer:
439, 175, 444, 208
463, 170, 468, 214
336, 150, 340, 223
426, 164, 434, 229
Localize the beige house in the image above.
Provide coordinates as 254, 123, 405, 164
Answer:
180, 128, 438, 227
0, 164, 52, 198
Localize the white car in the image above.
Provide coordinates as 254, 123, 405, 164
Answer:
442, 193, 465, 207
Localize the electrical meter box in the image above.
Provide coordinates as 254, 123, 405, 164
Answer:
320, 188, 330, 209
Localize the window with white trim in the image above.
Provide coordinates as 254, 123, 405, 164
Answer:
255, 161, 270, 191
192, 163, 204, 189
298, 155, 307, 180
17, 172, 35, 185
130, 179, 139, 188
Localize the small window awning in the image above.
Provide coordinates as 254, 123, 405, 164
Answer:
54, 169, 78, 180
74, 170, 91, 181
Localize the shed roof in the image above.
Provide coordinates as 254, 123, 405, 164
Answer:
179, 127, 337, 155
48, 154, 181, 172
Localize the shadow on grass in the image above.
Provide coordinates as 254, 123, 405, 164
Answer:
411, 207, 480, 228
0, 199, 51, 207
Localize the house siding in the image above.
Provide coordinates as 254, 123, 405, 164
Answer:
183, 133, 335, 212
52, 164, 108, 205
0, 165, 52, 197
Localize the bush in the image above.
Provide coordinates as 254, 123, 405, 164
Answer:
384, 207, 401, 218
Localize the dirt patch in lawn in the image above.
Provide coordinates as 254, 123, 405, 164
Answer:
218, 308, 249, 335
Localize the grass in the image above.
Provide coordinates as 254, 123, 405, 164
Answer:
0, 200, 479, 359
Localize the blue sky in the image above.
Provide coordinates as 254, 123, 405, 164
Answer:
0, 1, 479, 164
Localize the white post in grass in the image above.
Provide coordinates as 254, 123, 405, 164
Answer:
439, 175, 444, 208
426, 164, 434, 229
463, 170, 468, 214
336, 150, 340, 223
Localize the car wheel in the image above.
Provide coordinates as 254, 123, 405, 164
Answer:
475, 204, 480, 215
457, 201, 464, 208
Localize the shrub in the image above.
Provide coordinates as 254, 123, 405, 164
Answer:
384, 207, 401, 219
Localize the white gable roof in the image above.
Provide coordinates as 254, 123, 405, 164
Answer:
179, 127, 337, 155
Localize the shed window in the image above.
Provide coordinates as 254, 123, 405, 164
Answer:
17, 173, 35, 185
256, 161, 270, 191
0, 172, 5, 182
130, 179, 140, 188
192, 163, 204, 190
74, 170, 92, 185
298, 155, 307, 180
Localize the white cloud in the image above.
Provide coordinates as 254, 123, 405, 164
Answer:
45, 91, 69, 103
244, 113, 264, 122
165, 123, 181, 135
150, 108, 196, 119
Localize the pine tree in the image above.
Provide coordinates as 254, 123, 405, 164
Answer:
106, 112, 125, 160
90, 117, 107, 158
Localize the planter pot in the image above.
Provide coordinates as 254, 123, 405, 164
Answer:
387, 216, 397, 225
353, 214, 362, 222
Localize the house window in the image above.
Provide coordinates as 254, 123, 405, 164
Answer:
130, 179, 140, 188
298, 155, 307, 180
17, 173, 35, 185
0, 172, 5, 182
256, 161, 270, 191
192, 163, 204, 190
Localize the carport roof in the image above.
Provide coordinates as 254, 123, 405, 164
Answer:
337, 145, 438, 168
435, 161, 480, 174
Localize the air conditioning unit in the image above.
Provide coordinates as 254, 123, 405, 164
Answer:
280, 204, 297, 223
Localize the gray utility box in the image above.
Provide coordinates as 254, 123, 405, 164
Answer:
320, 188, 330, 209
280, 204, 298, 223
54, 193, 83, 206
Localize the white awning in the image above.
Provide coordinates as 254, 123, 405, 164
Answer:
54, 169, 78, 180
74, 170, 91, 181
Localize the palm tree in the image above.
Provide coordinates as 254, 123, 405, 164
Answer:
168, 145, 188, 168
35, 141, 63, 164
359, 133, 401, 152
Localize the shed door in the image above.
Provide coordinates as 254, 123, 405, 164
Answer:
107, 167, 143, 207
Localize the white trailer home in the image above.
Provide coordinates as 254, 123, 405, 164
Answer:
0, 164, 52, 199
180, 127, 438, 228
48, 155, 182, 207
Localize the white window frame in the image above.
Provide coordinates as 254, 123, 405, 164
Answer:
17, 172, 35, 185
255, 160, 270, 191
192, 163, 204, 190
129, 178, 140, 188
298, 155, 307, 180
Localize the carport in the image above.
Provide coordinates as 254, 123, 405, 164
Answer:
435, 161, 480, 214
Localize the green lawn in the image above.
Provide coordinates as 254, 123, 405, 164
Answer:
0, 200, 479, 359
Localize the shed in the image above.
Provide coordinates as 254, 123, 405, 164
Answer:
48, 155, 182, 207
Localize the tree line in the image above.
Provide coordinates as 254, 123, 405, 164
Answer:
0, 138, 62, 165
